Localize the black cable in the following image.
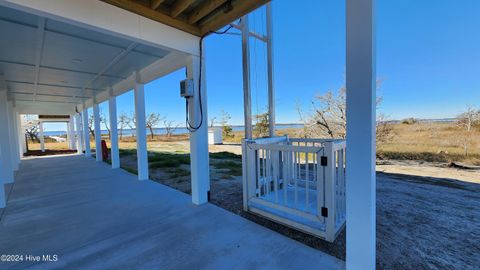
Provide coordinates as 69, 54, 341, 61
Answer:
185, 22, 238, 132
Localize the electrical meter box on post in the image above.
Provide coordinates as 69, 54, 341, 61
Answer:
180, 79, 194, 98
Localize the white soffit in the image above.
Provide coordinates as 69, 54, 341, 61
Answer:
0, 4, 184, 114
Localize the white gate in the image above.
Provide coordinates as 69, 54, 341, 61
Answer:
242, 136, 346, 242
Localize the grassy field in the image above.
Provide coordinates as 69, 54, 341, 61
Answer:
378, 122, 480, 165
27, 121, 480, 165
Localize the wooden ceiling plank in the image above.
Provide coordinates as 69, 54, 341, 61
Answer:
188, 0, 228, 24
199, 0, 270, 36
151, 0, 166, 10
171, 0, 197, 18
101, 0, 201, 36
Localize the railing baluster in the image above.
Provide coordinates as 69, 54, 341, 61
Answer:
305, 149, 309, 212
283, 151, 288, 206
256, 148, 261, 197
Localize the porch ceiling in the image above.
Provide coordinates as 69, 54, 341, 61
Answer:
0, 4, 174, 113
101, 0, 270, 36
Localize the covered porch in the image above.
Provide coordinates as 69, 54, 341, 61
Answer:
0, 154, 343, 269
0, 0, 377, 269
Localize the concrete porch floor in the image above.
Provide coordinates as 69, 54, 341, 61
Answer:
0, 155, 344, 269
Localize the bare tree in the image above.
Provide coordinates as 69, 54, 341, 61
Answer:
376, 113, 395, 145
219, 110, 233, 138
253, 112, 269, 138
163, 118, 179, 137
100, 113, 110, 139
297, 84, 393, 143
118, 112, 129, 140
23, 116, 40, 142
146, 113, 165, 139
457, 106, 479, 156
209, 117, 216, 128
88, 114, 95, 137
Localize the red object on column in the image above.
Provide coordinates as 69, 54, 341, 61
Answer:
101, 140, 109, 161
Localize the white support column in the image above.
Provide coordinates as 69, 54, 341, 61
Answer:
66, 122, 71, 149
241, 15, 253, 140
266, 3, 276, 137
0, 90, 14, 184
93, 103, 102, 162
345, 0, 376, 269
75, 114, 83, 154
7, 101, 19, 171
134, 75, 148, 180
11, 107, 21, 164
77, 113, 84, 152
187, 54, 210, 205
83, 109, 91, 156
68, 116, 76, 150
109, 93, 120, 169
39, 121, 45, 152
16, 112, 24, 156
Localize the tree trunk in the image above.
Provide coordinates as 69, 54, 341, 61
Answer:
149, 126, 154, 140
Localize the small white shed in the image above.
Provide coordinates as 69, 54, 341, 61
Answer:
208, 127, 223, 145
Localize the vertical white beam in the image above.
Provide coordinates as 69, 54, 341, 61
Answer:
77, 113, 84, 152
83, 109, 91, 156
134, 76, 148, 180
346, 0, 376, 269
93, 103, 102, 162
0, 90, 14, 184
66, 122, 71, 149
266, 3, 275, 137
241, 15, 253, 139
16, 112, 24, 156
7, 101, 19, 171
11, 107, 21, 164
109, 94, 120, 169
38, 121, 45, 152
187, 54, 210, 205
69, 115, 76, 150
75, 114, 83, 154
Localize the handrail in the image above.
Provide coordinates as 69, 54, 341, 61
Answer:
246, 142, 323, 153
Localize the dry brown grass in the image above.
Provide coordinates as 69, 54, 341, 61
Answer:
378, 122, 480, 165
27, 122, 480, 165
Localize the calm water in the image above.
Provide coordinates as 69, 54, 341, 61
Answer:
44, 124, 304, 137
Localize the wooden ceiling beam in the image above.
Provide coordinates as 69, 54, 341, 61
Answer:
101, 0, 201, 36
199, 0, 270, 36
171, 0, 196, 18
188, 0, 228, 24
150, 0, 166, 10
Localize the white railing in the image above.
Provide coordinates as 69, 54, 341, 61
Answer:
242, 136, 346, 242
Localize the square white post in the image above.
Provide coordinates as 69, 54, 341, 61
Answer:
266, 3, 276, 137
68, 115, 76, 150
16, 112, 25, 156
7, 101, 19, 171
187, 54, 210, 205
134, 76, 148, 180
39, 121, 45, 152
66, 122, 71, 149
93, 103, 102, 162
346, 0, 376, 269
241, 16, 253, 140
75, 114, 83, 154
11, 107, 21, 163
83, 109, 91, 156
109, 94, 120, 169
0, 90, 14, 184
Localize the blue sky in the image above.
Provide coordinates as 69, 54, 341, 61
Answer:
43, 0, 480, 131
